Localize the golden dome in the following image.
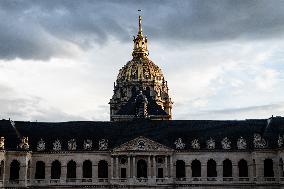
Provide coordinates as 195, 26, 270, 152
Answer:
117, 58, 164, 82
110, 14, 173, 122
117, 16, 164, 82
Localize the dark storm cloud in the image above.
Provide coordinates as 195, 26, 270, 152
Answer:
1, 0, 284, 60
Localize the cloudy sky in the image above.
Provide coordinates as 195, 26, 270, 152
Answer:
0, 0, 284, 121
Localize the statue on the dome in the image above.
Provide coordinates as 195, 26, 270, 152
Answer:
135, 91, 148, 118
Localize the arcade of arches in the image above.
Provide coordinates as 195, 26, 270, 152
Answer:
2, 156, 280, 182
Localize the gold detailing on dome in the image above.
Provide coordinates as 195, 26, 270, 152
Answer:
117, 59, 164, 82
132, 15, 149, 59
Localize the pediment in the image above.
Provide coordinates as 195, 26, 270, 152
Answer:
113, 136, 173, 152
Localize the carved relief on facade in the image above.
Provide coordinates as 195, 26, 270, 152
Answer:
53, 139, 62, 151
253, 133, 267, 148
113, 136, 172, 152
237, 137, 247, 149
206, 138, 215, 149
37, 138, 45, 151
191, 139, 200, 149
84, 139, 92, 150
278, 135, 283, 147
0, 137, 5, 150
19, 136, 29, 150
221, 137, 231, 150
99, 139, 108, 150
68, 139, 77, 151
137, 139, 145, 150
174, 138, 185, 150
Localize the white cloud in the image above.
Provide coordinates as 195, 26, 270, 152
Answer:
1, 38, 284, 121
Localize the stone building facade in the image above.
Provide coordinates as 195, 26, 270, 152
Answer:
0, 16, 284, 189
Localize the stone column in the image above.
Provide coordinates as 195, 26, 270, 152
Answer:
1, 159, 6, 184
147, 156, 151, 179
256, 159, 262, 181
273, 159, 278, 181
61, 164, 67, 184
110, 157, 114, 179
232, 163, 238, 181
132, 156, 136, 178
153, 156, 156, 179
77, 163, 82, 181
127, 156, 131, 178
4, 160, 9, 185
115, 157, 119, 178
93, 163, 98, 182
165, 156, 168, 178
201, 163, 207, 179
169, 156, 173, 178
46, 164, 51, 182
27, 161, 33, 184
186, 163, 191, 180
217, 162, 222, 181
248, 160, 254, 181
21, 160, 28, 187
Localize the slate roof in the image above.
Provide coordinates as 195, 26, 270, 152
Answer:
0, 117, 284, 151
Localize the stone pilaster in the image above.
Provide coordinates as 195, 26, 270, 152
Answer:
77, 163, 82, 180
132, 156, 136, 178
147, 156, 151, 179
169, 156, 173, 178
127, 156, 131, 178
115, 157, 119, 178
165, 156, 168, 178
92, 164, 98, 182
110, 157, 114, 179
153, 156, 156, 179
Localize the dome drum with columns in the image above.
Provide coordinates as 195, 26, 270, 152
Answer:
110, 16, 173, 121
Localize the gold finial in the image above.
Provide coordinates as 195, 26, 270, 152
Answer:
132, 10, 149, 58
138, 15, 142, 35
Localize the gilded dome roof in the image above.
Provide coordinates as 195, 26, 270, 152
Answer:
117, 16, 164, 82
117, 58, 164, 82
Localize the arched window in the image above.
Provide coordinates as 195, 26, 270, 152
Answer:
98, 160, 108, 178
207, 159, 217, 177
238, 159, 248, 177
264, 159, 274, 177
137, 159, 147, 178
191, 160, 201, 177
83, 160, 92, 178
176, 160, 186, 178
280, 158, 284, 177
67, 160, 76, 179
51, 160, 61, 179
0, 160, 4, 180
10, 160, 20, 180
35, 161, 45, 179
223, 159, 232, 177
